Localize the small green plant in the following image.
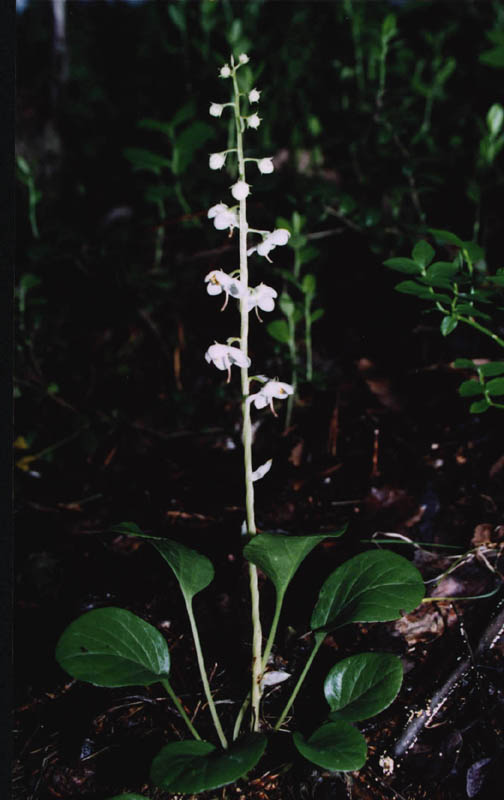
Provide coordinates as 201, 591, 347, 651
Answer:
384, 228, 504, 413
56, 53, 425, 797
266, 212, 324, 427
16, 154, 41, 239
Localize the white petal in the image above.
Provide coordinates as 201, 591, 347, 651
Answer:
208, 203, 228, 219
261, 670, 291, 689
252, 459, 272, 482
258, 158, 274, 174
270, 228, 290, 246
251, 392, 268, 409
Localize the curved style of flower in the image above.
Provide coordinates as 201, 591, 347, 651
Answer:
205, 343, 250, 383
208, 202, 238, 232
249, 380, 294, 415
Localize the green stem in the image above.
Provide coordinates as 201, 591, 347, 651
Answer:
161, 678, 202, 740
232, 60, 263, 733
305, 297, 313, 382
232, 590, 285, 741
285, 313, 297, 431
456, 315, 504, 350
185, 598, 228, 749
274, 632, 325, 731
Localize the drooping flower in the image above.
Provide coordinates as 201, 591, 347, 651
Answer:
231, 180, 250, 201
209, 103, 224, 117
248, 228, 291, 260
220, 64, 231, 78
208, 202, 238, 232
248, 88, 261, 103
209, 152, 226, 170
239, 53, 250, 64
205, 269, 244, 310
247, 283, 278, 315
247, 114, 261, 130
205, 343, 250, 382
258, 158, 274, 174
249, 380, 294, 415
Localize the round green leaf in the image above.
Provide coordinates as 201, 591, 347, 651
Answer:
150, 734, 267, 793
394, 280, 431, 299
412, 240, 435, 268
458, 379, 483, 397
310, 550, 425, 633
293, 722, 367, 772
453, 358, 475, 369
324, 653, 403, 722
485, 377, 504, 396
428, 229, 463, 248
55, 608, 170, 687
244, 527, 348, 600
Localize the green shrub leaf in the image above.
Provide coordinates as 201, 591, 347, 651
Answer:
485, 377, 504, 396
311, 550, 424, 633
412, 240, 435, 268
479, 362, 504, 377
428, 229, 464, 248
470, 398, 490, 413
150, 735, 267, 793
324, 653, 403, 721
293, 722, 367, 772
458, 379, 483, 397
267, 319, 291, 344
441, 316, 458, 336
55, 608, 170, 687
383, 257, 422, 274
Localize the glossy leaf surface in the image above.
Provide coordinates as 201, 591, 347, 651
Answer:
293, 721, 367, 772
56, 607, 170, 687
311, 550, 424, 632
325, 652, 403, 721
244, 526, 347, 599
150, 735, 267, 793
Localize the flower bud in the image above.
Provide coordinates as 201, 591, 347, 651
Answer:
209, 103, 224, 117
248, 88, 261, 103
220, 64, 231, 78
209, 152, 226, 170
231, 180, 250, 201
239, 53, 249, 64
258, 158, 274, 174
247, 114, 261, 130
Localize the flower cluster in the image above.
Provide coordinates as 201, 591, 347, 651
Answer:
204, 54, 293, 431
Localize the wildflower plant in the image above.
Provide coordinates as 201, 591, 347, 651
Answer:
54, 54, 425, 796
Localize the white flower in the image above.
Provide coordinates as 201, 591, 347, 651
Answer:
209, 152, 226, 170
247, 114, 261, 129
209, 103, 224, 117
220, 64, 231, 78
208, 203, 238, 232
205, 343, 250, 382
231, 180, 250, 201
249, 380, 294, 415
258, 158, 274, 174
248, 228, 290, 260
270, 228, 290, 246
247, 283, 278, 315
252, 458, 272, 482
205, 269, 244, 309
248, 88, 261, 103
239, 53, 249, 64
